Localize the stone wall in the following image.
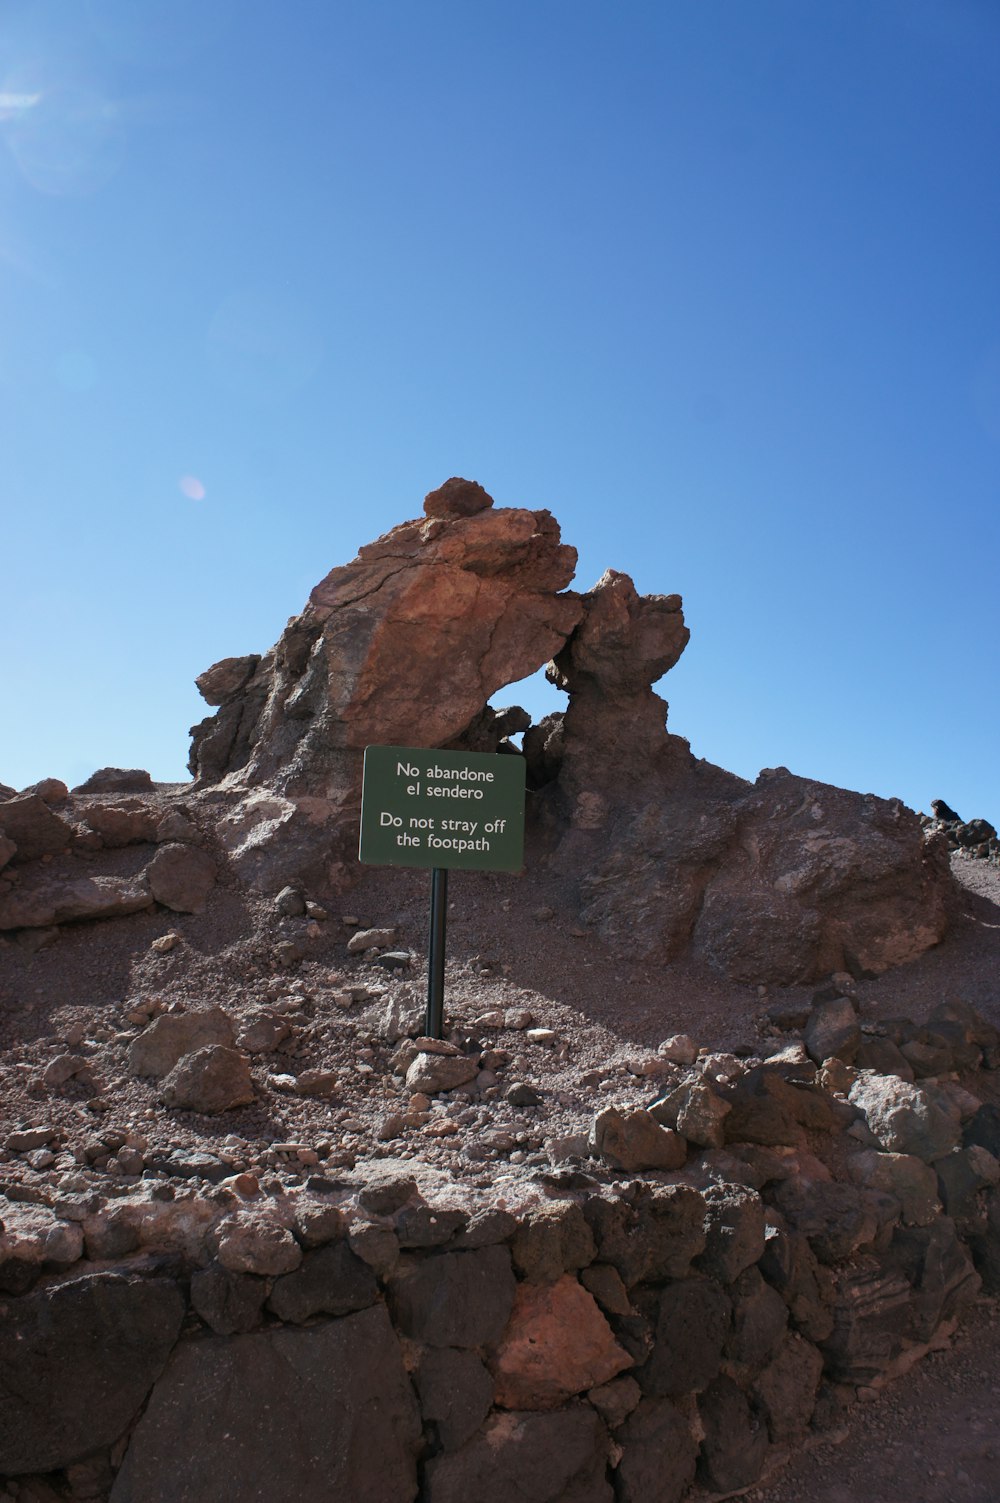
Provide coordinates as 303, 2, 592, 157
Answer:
2, 1000, 999, 1503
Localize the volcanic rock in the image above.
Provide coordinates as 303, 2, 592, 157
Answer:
490, 1274, 633, 1409
848, 1074, 962, 1162
128, 1006, 235, 1078
160, 1044, 255, 1113
110, 1307, 421, 1503
0, 1273, 184, 1476
189, 492, 582, 884
415, 1348, 495, 1451
0, 873, 154, 930
423, 1406, 612, 1503
0, 793, 73, 860
147, 842, 217, 912
589, 1105, 686, 1171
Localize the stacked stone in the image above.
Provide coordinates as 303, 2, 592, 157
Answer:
920, 801, 999, 864
2, 994, 999, 1502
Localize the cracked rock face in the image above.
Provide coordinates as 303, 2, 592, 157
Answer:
188, 486, 581, 883
171, 477, 956, 978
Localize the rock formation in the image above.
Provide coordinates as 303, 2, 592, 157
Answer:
183, 477, 952, 982
0, 478, 955, 984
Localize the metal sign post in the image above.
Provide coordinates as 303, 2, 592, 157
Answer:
359, 745, 526, 1038
426, 867, 448, 1038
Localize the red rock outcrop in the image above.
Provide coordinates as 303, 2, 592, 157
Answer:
188, 482, 582, 884
0, 477, 953, 984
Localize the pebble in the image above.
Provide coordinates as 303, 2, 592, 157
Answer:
525, 1028, 557, 1045
151, 932, 181, 953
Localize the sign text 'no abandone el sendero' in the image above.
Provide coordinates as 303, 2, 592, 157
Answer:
358, 745, 525, 872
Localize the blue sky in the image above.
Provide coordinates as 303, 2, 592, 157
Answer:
1, 0, 997, 822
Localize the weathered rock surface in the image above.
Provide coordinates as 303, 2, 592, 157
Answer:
490, 1274, 633, 1409
416, 1348, 495, 1451
590, 1105, 686, 1172
848, 1074, 962, 1162
0, 1273, 184, 1475
110, 1306, 421, 1503
614, 1397, 698, 1503
159, 1043, 255, 1113
387, 1246, 517, 1347
188, 492, 581, 884
128, 1007, 235, 1078
424, 1406, 612, 1503
0, 873, 153, 930
147, 842, 217, 912
176, 481, 952, 983
0, 793, 74, 860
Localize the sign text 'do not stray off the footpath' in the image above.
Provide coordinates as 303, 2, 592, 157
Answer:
359, 746, 525, 872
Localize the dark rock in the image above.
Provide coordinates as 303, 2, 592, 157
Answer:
698, 1183, 765, 1282
804, 996, 861, 1065
580, 1263, 631, 1317
635, 1277, 731, 1396
771, 1178, 879, 1264
964, 1104, 1000, 1158
856, 1036, 915, 1081
423, 476, 495, 519
821, 1260, 915, 1382
936, 1150, 995, 1235
394, 1205, 468, 1247
356, 1172, 417, 1216
697, 1374, 769, 1492
73, 768, 154, 794
110, 1306, 421, 1503
195, 655, 261, 706
752, 1333, 824, 1442
0, 794, 74, 860
0, 1272, 184, 1475
758, 1218, 835, 1343
968, 1186, 1000, 1294
726, 1267, 789, 1373
511, 1201, 596, 1283
147, 843, 217, 913
614, 1397, 698, 1503
929, 1000, 999, 1053
190, 1263, 267, 1335
451, 1207, 517, 1248
160, 1045, 255, 1114
128, 1007, 235, 1078
415, 1348, 494, 1451
424, 1405, 611, 1503
931, 798, 962, 822
585, 1185, 707, 1286
387, 1246, 516, 1347
886, 1218, 981, 1340
266, 1240, 377, 1323
766, 999, 811, 1031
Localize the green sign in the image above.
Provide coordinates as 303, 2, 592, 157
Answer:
359, 745, 525, 871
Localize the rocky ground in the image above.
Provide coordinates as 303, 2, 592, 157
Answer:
1, 817, 997, 1199
1, 811, 999, 1501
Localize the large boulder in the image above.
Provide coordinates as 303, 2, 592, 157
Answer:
110, 1306, 421, 1503
424, 1406, 612, 1503
0, 1273, 184, 1476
